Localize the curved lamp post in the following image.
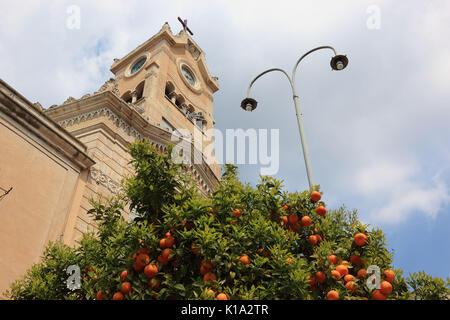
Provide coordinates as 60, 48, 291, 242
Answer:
240, 46, 348, 190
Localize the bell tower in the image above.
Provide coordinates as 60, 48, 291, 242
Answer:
27, 22, 221, 251
110, 23, 219, 147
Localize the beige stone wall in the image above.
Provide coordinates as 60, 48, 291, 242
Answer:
0, 116, 84, 297
66, 128, 133, 245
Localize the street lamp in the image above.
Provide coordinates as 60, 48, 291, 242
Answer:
240, 46, 348, 190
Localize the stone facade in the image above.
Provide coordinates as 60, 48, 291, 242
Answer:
0, 23, 221, 298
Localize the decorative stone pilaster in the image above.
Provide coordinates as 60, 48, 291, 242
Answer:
143, 62, 160, 115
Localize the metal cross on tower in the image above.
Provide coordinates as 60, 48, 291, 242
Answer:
177, 17, 194, 36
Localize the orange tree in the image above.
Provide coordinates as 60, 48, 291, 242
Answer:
5, 140, 449, 300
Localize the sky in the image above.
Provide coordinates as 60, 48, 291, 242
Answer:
1, 0, 449, 279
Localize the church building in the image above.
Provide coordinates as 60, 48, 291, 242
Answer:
0, 23, 221, 297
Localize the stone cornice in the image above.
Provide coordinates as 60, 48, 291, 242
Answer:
0, 78, 95, 170
45, 91, 220, 190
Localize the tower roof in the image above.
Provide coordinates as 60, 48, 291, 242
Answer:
110, 22, 219, 93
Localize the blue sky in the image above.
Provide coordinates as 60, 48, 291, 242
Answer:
1, 0, 449, 279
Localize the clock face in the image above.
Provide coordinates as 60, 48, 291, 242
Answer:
181, 65, 196, 86
130, 57, 146, 75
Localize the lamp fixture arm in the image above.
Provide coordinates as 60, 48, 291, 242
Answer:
247, 68, 294, 98
291, 46, 337, 84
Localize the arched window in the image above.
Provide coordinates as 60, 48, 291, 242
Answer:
175, 94, 185, 108
121, 91, 132, 103
165, 81, 175, 98
135, 81, 145, 101
186, 104, 195, 114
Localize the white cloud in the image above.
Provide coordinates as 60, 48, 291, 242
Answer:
356, 161, 416, 194
356, 162, 450, 224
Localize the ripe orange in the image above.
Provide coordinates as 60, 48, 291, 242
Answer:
380, 281, 392, 295
316, 271, 326, 283
113, 292, 124, 300
159, 238, 167, 249
286, 258, 293, 264
328, 255, 338, 265
135, 253, 150, 268
327, 290, 339, 300
308, 275, 317, 286
161, 248, 173, 260
120, 270, 128, 281
345, 281, 357, 293
144, 264, 158, 278
138, 247, 150, 255
354, 233, 367, 246
336, 265, 349, 277
201, 260, 213, 271
372, 289, 386, 300
157, 254, 169, 265
357, 269, 367, 278
239, 254, 250, 265
206, 289, 215, 298
383, 270, 395, 283
350, 255, 363, 266
316, 206, 327, 216
280, 216, 288, 226
96, 291, 104, 300
310, 191, 322, 202
216, 293, 228, 300
301, 216, 312, 227
148, 278, 160, 291
288, 214, 299, 225
233, 208, 242, 218
165, 236, 175, 248
308, 235, 318, 245
121, 282, 132, 295
344, 274, 355, 282
315, 234, 323, 244
331, 270, 341, 280
203, 272, 217, 282
200, 265, 208, 275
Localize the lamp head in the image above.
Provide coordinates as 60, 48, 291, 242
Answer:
240, 97, 258, 112
330, 54, 348, 71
